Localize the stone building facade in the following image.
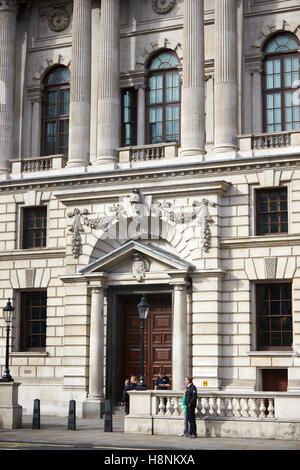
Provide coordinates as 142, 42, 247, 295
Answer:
1, 0, 300, 417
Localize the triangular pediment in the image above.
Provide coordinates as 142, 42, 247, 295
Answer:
78, 240, 194, 275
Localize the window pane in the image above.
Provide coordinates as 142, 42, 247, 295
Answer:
21, 292, 47, 351
266, 76, 274, 89
257, 283, 293, 350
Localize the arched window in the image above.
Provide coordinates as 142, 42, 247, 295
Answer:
41, 66, 70, 156
263, 33, 300, 132
146, 50, 181, 144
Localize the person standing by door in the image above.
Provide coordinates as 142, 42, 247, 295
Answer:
184, 376, 197, 438
121, 375, 138, 415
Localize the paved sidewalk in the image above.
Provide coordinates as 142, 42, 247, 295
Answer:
0, 415, 300, 450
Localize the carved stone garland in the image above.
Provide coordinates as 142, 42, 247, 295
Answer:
67, 190, 216, 259
152, 0, 176, 15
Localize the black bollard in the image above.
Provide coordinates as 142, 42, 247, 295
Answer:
32, 399, 40, 429
104, 399, 112, 432
68, 400, 76, 431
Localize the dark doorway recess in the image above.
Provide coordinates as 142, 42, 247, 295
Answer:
106, 287, 172, 405
262, 369, 288, 391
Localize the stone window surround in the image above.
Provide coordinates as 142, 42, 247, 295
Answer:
249, 181, 291, 237
119, 65, 214, 149
16, 202, 49, 251
25, 58, 214, 162
10, 288, 48, 355
250, 280, 295, 353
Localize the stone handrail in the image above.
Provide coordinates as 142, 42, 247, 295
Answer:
238, 130, 300, 152
11, 154, 67, 174
153, 391, 276, 419
118, 142, 179, 163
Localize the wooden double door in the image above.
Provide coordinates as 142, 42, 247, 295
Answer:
120, 293, 172, 393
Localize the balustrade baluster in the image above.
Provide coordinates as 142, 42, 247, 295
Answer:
259, 399, 266, 418
242, 398, 250, 417
212, 397, 218, 417
267, 398, 274, 418
158, 397, 165, 415
219, 397, 226, 417
234, 397, 242, 417
203, 397, 210, 416
173, 396, 179, 416
249, 398, 259, 418
166, 397, 172, 415
226, 397, 233, 417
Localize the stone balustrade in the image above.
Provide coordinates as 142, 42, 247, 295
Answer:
239, 130, 300, 153
125, 390, 300, 438
118, 143, 178, 163
155, 392, 274, 419
11, 154, 67, 174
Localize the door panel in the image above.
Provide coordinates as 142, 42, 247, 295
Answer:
122, 294, 172, 393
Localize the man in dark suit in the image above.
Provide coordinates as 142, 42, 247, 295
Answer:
184, 376, 197, 438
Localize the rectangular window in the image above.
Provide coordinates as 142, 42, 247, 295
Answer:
22, 206, 47, 249
256, 188, 288, 235
20, 291, 47, 351
121, 88, 137, 147
256, 283, 292, 350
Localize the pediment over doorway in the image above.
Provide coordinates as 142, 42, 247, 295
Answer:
78, 240, 194, 280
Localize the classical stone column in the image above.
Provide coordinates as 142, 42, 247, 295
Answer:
0, 0, 17, 174
67, 0, 91, 167
88, 287, 105, 400
171, 281, 188, 390
214, 0, 238, 153
180, 0, 205, 157
94, 0, 120, 166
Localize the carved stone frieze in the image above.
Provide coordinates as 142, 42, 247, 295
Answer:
67, 190, 217, 259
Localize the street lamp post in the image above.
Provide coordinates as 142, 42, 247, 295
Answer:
0, 299, 14, 383
136, 296, 150, 391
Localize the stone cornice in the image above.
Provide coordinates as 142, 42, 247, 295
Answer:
1, 152, 300, 194
54, 180, 231, 204
221, 234, 300, 249
0, 248, 65, 260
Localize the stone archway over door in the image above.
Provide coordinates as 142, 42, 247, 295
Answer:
120, 293, 172, 395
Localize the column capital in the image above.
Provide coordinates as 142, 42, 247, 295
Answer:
168, 270, 190, 289
90, 284, 106, 294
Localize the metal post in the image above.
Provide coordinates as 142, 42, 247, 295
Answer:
68, 400, 76, 430
0, 324, 13, 382
104, 399, 112, 432
32, 399, 40, 429
137, 318, 148, 390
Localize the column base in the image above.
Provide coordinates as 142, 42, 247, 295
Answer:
180, 148, 205, 158
92, 157, 118, 170
66, 160, 89, 168
213, 145, 238, 156
82, 398, 105, 419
